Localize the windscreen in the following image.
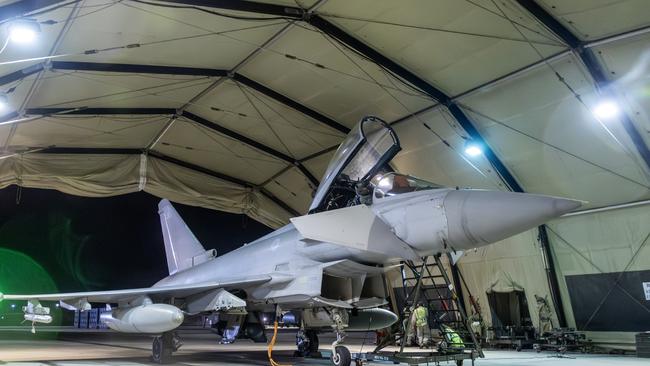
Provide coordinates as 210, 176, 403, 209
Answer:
374, 173, 443, 199
308, 116, 399, 212
341, 119, 397, 181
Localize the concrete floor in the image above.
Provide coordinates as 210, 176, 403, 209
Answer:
0, 329, 646, 366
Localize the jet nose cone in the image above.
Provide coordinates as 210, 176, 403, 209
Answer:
444, 190, 581, 249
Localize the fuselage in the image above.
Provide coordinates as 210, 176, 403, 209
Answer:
152, 188, 456, 307
154, 188, 455, 285
153, 223, 386, 287
153, 185, 581, 308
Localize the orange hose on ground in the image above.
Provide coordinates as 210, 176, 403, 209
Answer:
268, 321, 292, 366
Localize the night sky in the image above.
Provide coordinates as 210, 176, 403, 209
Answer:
0, 185, 272, 293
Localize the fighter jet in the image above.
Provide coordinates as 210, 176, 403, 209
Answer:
0, 116, 580, 364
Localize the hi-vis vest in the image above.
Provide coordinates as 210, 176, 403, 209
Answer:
414, 306, 428, 327
442, 325, 464, 348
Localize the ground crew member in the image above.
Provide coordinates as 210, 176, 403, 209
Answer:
535, 294, 553, 335
402, 306, 416, 346
414, 302, 428, 347
442, 324, 465, 350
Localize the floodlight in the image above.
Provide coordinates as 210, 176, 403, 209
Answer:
8, 19, 41, 44
464, 141, 483, 157
0, 94, 8, 112
593, 100, 620, 120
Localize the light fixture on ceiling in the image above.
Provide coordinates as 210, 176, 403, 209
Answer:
0, 94, 8, 112
464, 140, 483, 157
593, 100, 620, 120
8, 19, 41, 44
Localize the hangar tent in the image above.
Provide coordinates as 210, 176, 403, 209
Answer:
0, 0, 647, 346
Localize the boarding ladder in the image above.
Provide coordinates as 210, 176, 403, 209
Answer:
376, 254, 483, 358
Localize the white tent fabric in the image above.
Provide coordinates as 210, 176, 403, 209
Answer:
457, 230, 559, 331
0, 152, 290, 227
0, 0, 648, 344
0, 153, 141, 196
0, 0, 648, 222
546, 204, 650, 347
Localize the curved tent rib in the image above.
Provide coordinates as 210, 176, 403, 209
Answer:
514, 0, 650, 172
0, 0, 646, 219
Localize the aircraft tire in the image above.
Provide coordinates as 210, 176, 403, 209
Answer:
152, 333, 173, 363
307, 331, 319, 354
296, 330, 319, 357
331, 346, 351, 366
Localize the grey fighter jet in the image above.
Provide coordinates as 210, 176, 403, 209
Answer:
0, 116, 581, 364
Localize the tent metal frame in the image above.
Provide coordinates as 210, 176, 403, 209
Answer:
0, 2, 647, 304
514, 0, 650, 172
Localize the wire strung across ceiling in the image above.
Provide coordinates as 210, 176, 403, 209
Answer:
318, 25, 509, 189
485, 0, 650, 181
460, 103, 650, 190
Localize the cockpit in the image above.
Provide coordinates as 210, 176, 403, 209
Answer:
308, 116, 443, 213
373, 173, 442, 199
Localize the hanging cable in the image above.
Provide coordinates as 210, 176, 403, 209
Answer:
133, 0, 424, 97
241, 83, 334, 146
129, 0, 298, 21
268, 320, 292, 366
43, 0, 123, 24
319, 30, 509, 188
0, 115, 165, 161
545, 225, 650, 318
128, 0, 429, 98
460, 103, 650, 189
463, 0, 564, 45
189, 120, 281, 166
56, 71, 217, 109
317, 12, 564, 46
235, 81, 295, 158
486, 0, 649, 178
581, 230, 650, 328
0, 21, 286, 68
36, 76, 212, 109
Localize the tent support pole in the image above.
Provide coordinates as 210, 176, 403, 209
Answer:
538, 224, 567, 327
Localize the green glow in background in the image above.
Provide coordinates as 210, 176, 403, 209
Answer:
0, 248, 59, 324
0, 187, 272, 334
0, 210, 97, 331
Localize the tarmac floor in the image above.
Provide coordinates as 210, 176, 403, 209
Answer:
0, 328, 646, 366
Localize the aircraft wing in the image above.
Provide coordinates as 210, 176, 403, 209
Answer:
291, 204, 419, 261
0, 275, 271, 304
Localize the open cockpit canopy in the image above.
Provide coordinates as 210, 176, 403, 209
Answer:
309, 116, 400, 212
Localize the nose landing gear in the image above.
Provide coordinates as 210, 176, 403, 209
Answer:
331, 345, 351, 366
330, 308, 351, 366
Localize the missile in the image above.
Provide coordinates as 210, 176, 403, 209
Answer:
24, 313, 52, 324
347, 308, 398, 331
100, 303, 184, 333
301, 308, 398, 331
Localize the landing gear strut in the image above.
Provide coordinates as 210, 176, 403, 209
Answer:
330, 309, 351, 366
152, 331, 182, 363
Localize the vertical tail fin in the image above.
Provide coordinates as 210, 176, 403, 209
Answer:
158, 199, 214, 275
